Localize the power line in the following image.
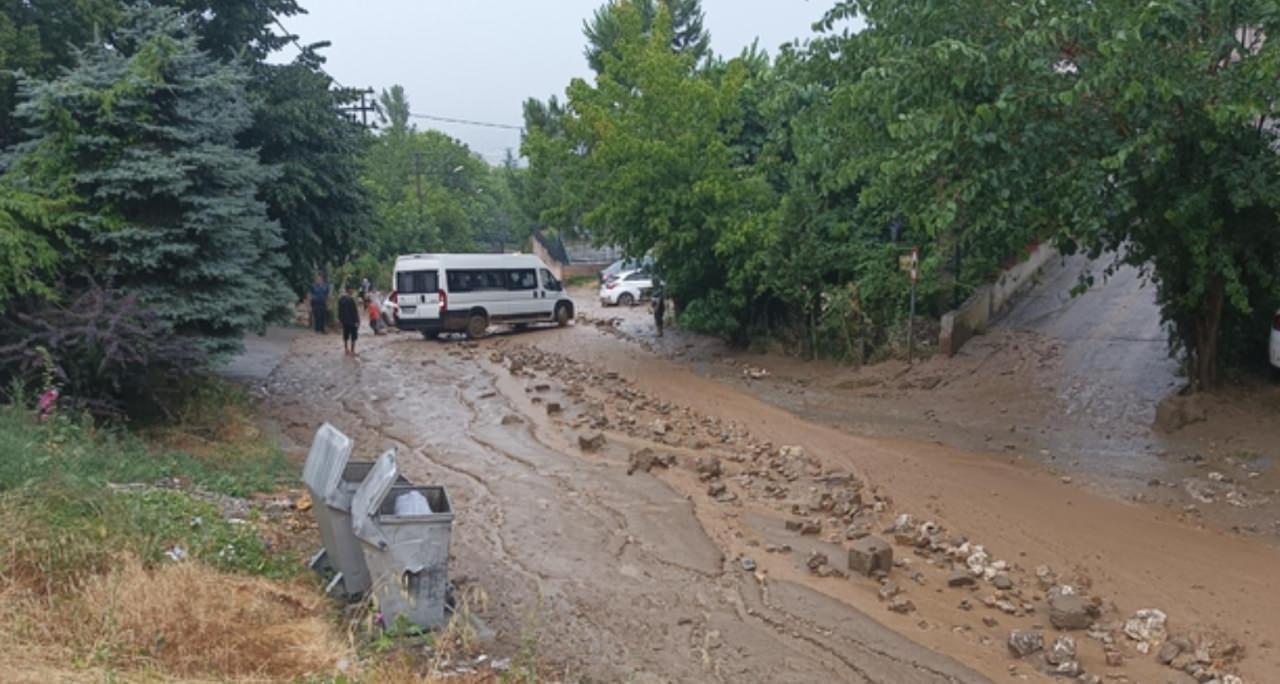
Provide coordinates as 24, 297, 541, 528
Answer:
408, 112, 524, 132
272, 15, 524, 134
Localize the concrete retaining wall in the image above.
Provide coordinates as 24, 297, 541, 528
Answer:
528, 235, 610, 282
939, 242, 1058, 356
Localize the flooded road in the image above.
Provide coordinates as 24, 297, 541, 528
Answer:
263, 329, 988, 683
260, 315, 1279, 682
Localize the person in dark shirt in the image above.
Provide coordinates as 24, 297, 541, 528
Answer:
650, 278, 666, 337
338, 287, 361, 355
309, 274, 330, 334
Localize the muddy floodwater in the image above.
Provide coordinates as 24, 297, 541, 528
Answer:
257, 309, 1280, 682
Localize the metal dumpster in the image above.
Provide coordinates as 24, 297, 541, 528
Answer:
301, 423, 410, 596
352, 449, 455, 629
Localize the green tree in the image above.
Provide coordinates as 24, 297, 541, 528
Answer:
242, 45, 373, 296
5, 5, 287, 357
0, 0, 120, 149
557, 2, 776, 334
817, 0, 1280, 386
378, 84, 412, 136
583, 0, 711, 74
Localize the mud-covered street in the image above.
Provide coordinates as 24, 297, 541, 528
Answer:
255, 309, 1279, 683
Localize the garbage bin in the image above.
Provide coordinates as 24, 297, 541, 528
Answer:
301, 423, 407, 596
352, 449, 455, 629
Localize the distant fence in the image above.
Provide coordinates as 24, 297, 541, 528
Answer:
939, 242, 1058, 356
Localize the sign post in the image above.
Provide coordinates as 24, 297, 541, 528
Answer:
907, 247, 918, 364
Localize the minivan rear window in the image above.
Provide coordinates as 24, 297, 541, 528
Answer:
396, 270, 438, 294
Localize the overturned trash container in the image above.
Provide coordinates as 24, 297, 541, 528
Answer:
352, 449, 454, 629
301, 423, 406, 596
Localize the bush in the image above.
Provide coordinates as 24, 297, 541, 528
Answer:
0, 284, 206, 418
678, 291, 745, 340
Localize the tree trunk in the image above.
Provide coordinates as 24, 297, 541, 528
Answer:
1191, 277, 1225, 391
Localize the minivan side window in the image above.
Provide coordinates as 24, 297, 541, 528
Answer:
448, 268, 542, 292
396, 270, 438, 293
507, 269, 537, 291
540, 269, 562, 292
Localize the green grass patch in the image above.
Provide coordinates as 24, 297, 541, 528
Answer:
0, 386, 300, 592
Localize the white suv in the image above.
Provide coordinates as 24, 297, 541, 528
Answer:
599, 269, 653, 307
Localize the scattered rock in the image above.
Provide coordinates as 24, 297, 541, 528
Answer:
578, 432, 606, 452
740, 557, 757, 572
1049, 593, 1096, 630
799, 519, 822, 535
888, 597, 915, 614
651, 419, 669, 436
1008, 630, 1045, 658
1157, 640, 1183, 665
1122, 608, 1168, 646
992, 574, 1014, 591
500, 414, 524, 426
947, 571, 977, 588
1154, 394, 1207, 433
982, 616, 999, 628
627, 448, 673, 475
806, 551, 829, 574
545, 402, 563, 416
1045, 635, 1076, 665
695, 456, 723, 480
878, 582, 900, 601
848, 536, 894, 577
1051, 659, 1081, 677
1104, 649, 1124, 667
707, 482, 727, 497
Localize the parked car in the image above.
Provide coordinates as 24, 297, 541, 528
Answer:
599, 255, 654, 285
390, 253, 575, 339
599, 269, 653, 307
1271, 307, 1280, 378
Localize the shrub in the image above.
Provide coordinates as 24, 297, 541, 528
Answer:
0, 283, 206, 417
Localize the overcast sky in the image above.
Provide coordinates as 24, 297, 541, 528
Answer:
274, 1, 841, 164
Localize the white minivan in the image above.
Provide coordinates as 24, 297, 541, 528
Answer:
390, 253, 575, 339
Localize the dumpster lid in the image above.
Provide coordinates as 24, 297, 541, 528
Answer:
351, 448, 399, 548
301, 423, 354, 508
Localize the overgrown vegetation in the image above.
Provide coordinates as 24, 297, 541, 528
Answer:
0, 1, 372, 413
525, 0, 1280, 385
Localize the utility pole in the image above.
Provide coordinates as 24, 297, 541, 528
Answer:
337, 87, 377, 127
908, 246, 919, 365
414, 151, 425, 230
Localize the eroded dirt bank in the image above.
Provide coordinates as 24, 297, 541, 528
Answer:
262, 320, 1278, 682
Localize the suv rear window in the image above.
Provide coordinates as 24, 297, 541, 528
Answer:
396, 270, 438, 294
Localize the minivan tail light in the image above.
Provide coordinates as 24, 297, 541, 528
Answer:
390, 290, 398, 303
606, 281, 618, 290
438, 289, 447, 312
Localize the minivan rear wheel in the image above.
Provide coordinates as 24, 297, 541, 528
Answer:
466, 312, 489, 339
617, 292, 635, 307
555, 303, 572, 327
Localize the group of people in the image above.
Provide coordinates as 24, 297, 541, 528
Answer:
308, 274, 390, 356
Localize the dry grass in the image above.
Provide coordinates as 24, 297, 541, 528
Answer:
0, 557, 353, 682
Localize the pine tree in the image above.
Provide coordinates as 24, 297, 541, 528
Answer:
5, 5, 287, 358
583, 0, 711, 74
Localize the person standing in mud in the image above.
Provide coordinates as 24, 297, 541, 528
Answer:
309, 274, 330, 334
338, 286, 361, 355
650, 277, 666, 337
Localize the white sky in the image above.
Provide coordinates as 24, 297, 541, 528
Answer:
274, 1, 843, 163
